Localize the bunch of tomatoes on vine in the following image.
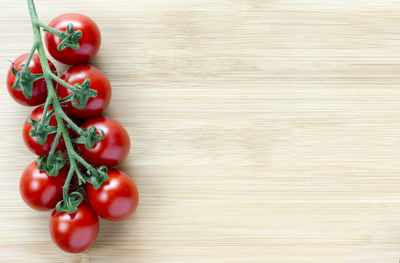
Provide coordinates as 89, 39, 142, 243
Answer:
6, 0, 139, 253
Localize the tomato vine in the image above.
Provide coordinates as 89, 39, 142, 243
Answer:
10, 0, 139, 253
22, 0, 108, 214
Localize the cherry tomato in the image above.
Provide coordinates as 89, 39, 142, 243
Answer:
49, 201, 99, 253
19, 161, 66, 211
6, 53, 57, 106
77, 116, 130, 167
22, 106, 65, 156
45, 13, 101, 65
87, 168, 138, 221
57, 65, 111, 119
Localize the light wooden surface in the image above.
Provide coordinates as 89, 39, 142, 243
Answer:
1, 0, 400, 262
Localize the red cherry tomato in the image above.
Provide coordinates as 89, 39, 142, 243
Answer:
44, 13, 101, 65
49, 201, 99, 253
22, 105, 65, 156
6, 53, 57, 106
57, 65, 111, 119
87, 168, 139, 221
77, 116, 130, 167
19, 161, 66, 211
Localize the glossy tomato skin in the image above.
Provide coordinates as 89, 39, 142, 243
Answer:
77, 117, 130, 167
49, 201, 99, 253
7, 53, 57, 106
57, 65, 111, 119
45, 13, 101, 65
87, 169, 139, 221
19, 161, 66, 211
23, 106, 65, 156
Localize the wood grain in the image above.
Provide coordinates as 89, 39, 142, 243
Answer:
1, 0, 400, 262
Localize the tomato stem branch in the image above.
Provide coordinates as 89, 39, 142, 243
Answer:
21, 43, 38, 74
48, 129, 62, 158
59, 94, 74, 103
39, 90, 53, 126
48, 71, 76, 91
73, 152, 96, 171
63, 165, 75, 199
59, 110, 87, 136
38, 22, 64, 38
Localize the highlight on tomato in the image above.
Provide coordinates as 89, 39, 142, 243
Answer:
87, 168, 139, 221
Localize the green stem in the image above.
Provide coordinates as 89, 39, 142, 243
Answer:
63, 165, 75, 199
28, 0, 73, 199
21, 43, 37, 74
38, 22, 64, 38
39, 90, 53, 126
59, 94, 73, 103
73, 151, 96, 171
48, 71, 75, 91
48, 129, 62, 158
75, 168, 85, 184
59, 110, 87, 136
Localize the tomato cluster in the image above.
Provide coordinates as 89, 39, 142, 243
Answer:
8, 13, 138, 253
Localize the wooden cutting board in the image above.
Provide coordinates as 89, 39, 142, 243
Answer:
1, 0, 400, 262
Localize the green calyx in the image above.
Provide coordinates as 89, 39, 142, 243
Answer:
55, 191, 83, 214
42, 22, 82, 51
72, 126, 105, 149
11, 64, 44, 99
85, 166, 109, 190
37, 151, 65, 176
58, 23, 82, 50
28, 113, 58, 145
70, 79, 98, 109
